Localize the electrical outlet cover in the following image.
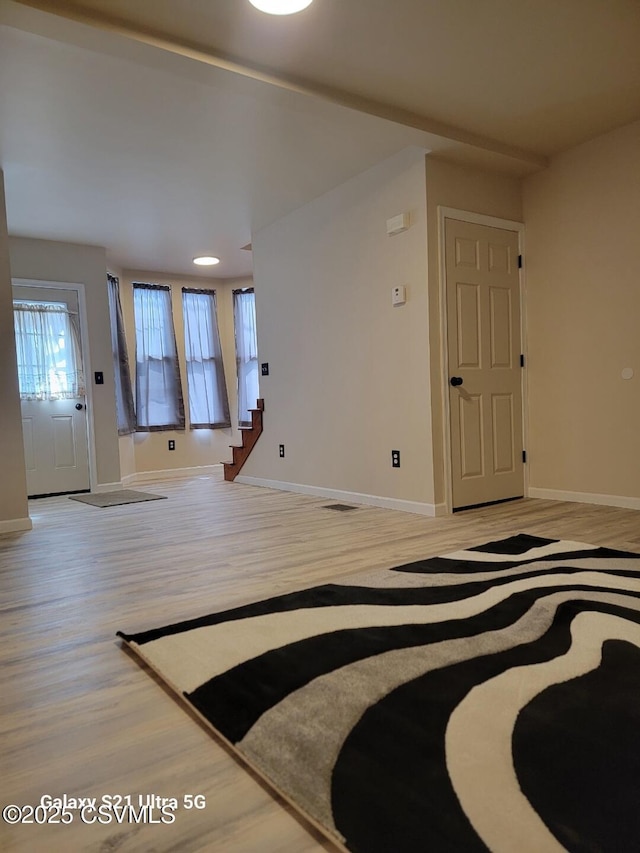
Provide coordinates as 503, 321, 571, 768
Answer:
392, 286, 406, 306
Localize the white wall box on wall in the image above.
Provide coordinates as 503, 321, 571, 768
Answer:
386, 212, 411, 236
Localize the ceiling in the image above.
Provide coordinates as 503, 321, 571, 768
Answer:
1, 0, 640, 278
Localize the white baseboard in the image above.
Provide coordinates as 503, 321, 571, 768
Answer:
0, 516, 33, 534
93, 482, 124, 493
124, 464, 223, 485
235, 475, 444, 517
528, 487, 640, 511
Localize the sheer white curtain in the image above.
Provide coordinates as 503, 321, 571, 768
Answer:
133, 284, 184, 431
233, 289, 259, 426
107, 275, 136, 434
13, 301, 85, 400
182, 289, 230, 429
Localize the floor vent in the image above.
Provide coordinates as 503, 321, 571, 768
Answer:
323, 503, 358, 512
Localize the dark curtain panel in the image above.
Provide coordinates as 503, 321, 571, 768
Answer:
107, 274, 136, 435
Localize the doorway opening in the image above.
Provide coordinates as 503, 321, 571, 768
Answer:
438, 208, 527, 513
12, 280, 94, 497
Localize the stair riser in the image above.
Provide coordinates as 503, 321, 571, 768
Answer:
223, 399, 264, 482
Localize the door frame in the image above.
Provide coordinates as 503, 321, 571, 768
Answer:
437, 207, 529, 513
12, 277, 98, 493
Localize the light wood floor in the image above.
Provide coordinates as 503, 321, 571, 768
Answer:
1, 470, 639, 853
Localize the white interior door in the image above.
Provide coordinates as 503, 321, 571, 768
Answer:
445, 218, 524, 510
13, 285, 90, 497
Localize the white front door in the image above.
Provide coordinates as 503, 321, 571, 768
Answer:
445, 218, 524, 510
13, 286, 90, 497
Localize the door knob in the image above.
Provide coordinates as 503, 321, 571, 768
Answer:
450, 376, 463, 387
75, 403, 84, 411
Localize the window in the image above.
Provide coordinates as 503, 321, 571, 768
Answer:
107, 274, 136, 435
182, 289, 230, 429
13, 301, 84, 400
133, 283, 184, 431
233, 288, 259, 427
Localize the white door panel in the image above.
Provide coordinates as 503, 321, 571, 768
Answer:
13, 285, 90, 497
20, 399, 89, 495
446, 219, 524, 509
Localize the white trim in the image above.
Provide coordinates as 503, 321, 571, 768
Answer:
124, 464, 223, 484
0, 517, 33, 534
436, 210, 453, 512
436, 208, 527, 513
518, 228, 530, 501
528, 487, 640, 512
11, 278, 98, 493
438, 207, 525, 233
235, 475, 445, 517
93, 482, 124, 493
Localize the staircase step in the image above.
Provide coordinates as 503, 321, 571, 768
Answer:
223, 398, 264, 482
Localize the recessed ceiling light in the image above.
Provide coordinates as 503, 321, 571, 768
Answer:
193, 256, 220, 266
249, 0, 313, 15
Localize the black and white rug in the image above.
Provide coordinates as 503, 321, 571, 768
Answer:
118, 534, 640, 852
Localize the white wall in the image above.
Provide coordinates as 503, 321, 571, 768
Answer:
8, 236, 121, 489
243, 147, 437, 512
524, 119, 640, 507
0, 171, 30, 532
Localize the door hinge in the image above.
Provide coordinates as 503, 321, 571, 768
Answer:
518, 254, 523, 269
520, 353, 525, 367
522, 450, 527, 463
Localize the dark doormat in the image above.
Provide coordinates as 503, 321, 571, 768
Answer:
69, 490, 167, 508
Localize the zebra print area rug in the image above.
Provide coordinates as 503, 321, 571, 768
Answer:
118, 534, 640, 852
